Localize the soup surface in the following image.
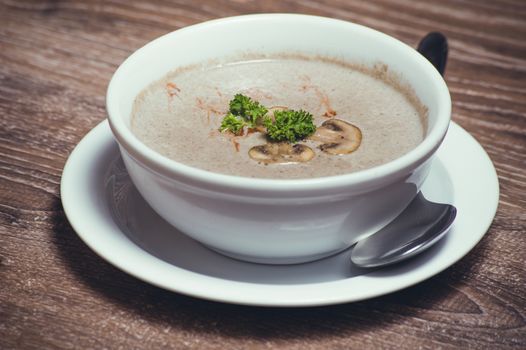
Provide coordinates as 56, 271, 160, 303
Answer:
131, 55, 427, 179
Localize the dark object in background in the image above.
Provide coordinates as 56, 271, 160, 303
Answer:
417, 32, 448, 76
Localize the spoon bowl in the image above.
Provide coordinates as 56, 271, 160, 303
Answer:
351, 192, 457, 268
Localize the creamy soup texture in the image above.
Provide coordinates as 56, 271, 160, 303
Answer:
131, 55, 427, 179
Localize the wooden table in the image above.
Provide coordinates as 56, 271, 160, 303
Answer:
1, 1, 524, 349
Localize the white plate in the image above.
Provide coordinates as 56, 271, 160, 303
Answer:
61, 121, 499, 307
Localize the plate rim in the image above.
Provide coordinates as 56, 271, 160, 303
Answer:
60, 121, 499, 307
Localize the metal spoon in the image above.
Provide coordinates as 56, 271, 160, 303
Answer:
351, 32, 453, 268
351, 193, 457, 267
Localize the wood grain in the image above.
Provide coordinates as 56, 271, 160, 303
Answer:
0, 0, 525, 349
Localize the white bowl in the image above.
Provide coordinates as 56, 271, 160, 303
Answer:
106, 14, 451, 264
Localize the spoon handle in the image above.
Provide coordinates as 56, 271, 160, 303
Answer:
417, 32, 448, 76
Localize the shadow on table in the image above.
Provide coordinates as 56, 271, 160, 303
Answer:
51, 197, 487, 341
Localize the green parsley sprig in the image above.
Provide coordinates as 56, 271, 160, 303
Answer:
219, 94, 316, 142
219, 94, 267, 135
264, 109, 316, 143
219, 112, 245, 135
229, 94, 268, 128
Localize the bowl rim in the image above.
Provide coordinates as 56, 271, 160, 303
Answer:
106, 13, 451, 193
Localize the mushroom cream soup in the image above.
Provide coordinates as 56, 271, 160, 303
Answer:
131, 55, 427, 179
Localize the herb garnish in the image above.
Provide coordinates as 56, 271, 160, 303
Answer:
219, 94, 316, 142
264, 109, 316, 143
229, 94, 268, 128
219, 112, 245, 135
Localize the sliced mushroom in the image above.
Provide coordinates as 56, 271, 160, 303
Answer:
249, 143, 315, 164
310, 119, 362, 154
